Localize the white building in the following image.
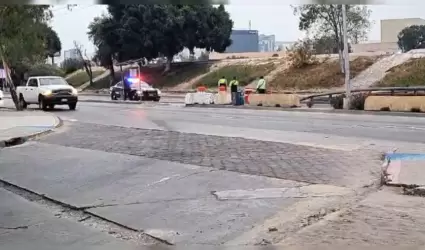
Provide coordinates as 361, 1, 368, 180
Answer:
259, 34, 276, 52
63, 49, 80, 60
352, 18, 425, 53
275, 41, 296, 52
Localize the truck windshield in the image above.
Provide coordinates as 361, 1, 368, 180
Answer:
39, 78, 69, 86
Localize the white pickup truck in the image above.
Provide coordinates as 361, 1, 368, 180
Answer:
16, 76, 78, 110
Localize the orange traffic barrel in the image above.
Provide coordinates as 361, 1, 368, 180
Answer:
197, 86, 206, 92
244, 88, 254, 104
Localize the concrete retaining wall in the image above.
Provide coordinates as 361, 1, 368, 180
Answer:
364, 96, 425, 112
247, 94, 300, 107
215, 92, 231, 104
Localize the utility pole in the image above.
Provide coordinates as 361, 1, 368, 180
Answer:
342, 4, 351, 110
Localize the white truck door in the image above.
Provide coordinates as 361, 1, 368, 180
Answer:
26, 78, 39, 103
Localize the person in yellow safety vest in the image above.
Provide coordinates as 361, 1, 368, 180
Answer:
256, 76, 266, 94
217, 76, 227, 91
229, 76, 239, 105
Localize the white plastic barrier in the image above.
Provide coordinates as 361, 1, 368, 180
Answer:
193, 92, 214, 104
185, 92, 214, 105
185, 93, 194, 105
0, 90, 3, 107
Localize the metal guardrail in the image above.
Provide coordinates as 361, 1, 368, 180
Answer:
300, 87, 425, 102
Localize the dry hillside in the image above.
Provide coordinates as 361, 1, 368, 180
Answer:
269, 56, 380, 91
376, 57, 425, 87
83, 52, 384, 92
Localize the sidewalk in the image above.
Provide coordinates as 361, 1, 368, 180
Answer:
0, 110, 61, 147
384, 152, 425, 193
0, 188, 146, 250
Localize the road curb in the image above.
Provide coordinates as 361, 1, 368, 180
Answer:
80, 99, 144, 105
79, 99, 182, 105
185, 104, 425, 118
0, 114, 63, 148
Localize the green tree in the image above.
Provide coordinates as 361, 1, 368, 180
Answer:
92, 4, 233, 74
292, 4, 371, 71
88, 15, 121, 85
397, 25, 425, 52
0, 5, 52, 110
98, 0, 228, 4
43, 24, 62, 65
312, 34, 352, 54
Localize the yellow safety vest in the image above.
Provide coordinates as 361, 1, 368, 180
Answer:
218, 78, 227, 85
229, 80, 239, 87
257, 79, 266, 90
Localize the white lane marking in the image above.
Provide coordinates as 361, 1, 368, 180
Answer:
146, 174, 181, 188
60, 116, 78, 122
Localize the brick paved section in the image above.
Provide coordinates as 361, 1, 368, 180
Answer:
40, 122, 381, 188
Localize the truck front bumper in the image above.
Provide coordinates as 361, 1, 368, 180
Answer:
43, 95, 78, 105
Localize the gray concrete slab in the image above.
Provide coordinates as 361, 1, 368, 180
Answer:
386, 158, 425, 186
0, 142, 203, 207
0, 142, 315, 245
90, 197, 295, 245
0, 188, 143, 250
0, 142, 304, 206
0, 110, 59, 142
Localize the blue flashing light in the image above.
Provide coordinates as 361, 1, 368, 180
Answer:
127, 77, 140, 83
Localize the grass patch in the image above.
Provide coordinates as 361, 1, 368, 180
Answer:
194, 63, 276, 88
67, 70, 105, 87
269, 56, 378, 90
88, 62, 210, 89
376, 58, 425, 87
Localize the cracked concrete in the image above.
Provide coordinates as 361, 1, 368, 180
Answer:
212, 185, 354, 201
0, 188, 155, 250
277, 187, 425, 246
0, 142, 309, 245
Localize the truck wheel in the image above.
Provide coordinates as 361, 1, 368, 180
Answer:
154, 97, 160, 102
111, 93, 117, 100
68, 103, 77, 110
19, 94, 27, 109
38, 96, 48, 111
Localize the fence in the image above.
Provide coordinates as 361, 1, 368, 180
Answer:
300, 87, 425, 104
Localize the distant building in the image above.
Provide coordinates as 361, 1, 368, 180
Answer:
259, 34, 276, 52
275, 41, 296, 52
225, 29, 259, 53
63, 49, 80, 60
381, 18, 425, 43
352, 18, 425, 53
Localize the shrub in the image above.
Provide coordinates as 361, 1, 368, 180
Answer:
411, 107, 421, 112
380, 107, 391, 111
286, 39, 318, 69
330, 93, 368, 110
306, 99, 314, 108
27, 64, 65, 77
330, 94, 344, 109
61, 58, 84, 75
349, 93, 368, 110
272, 53, 279, 57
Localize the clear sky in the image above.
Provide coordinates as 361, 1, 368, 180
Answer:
46, 1, 425, 55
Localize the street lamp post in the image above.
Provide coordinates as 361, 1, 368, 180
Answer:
342, 4, 351, 109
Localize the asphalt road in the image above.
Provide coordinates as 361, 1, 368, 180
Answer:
56, 101, 425, 145
2, 100, 425, 248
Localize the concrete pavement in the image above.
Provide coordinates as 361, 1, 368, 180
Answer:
2, 101, 425, 247
384, 153, 425, 196
0, 110, 61, 147
0, 188, 151, 250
